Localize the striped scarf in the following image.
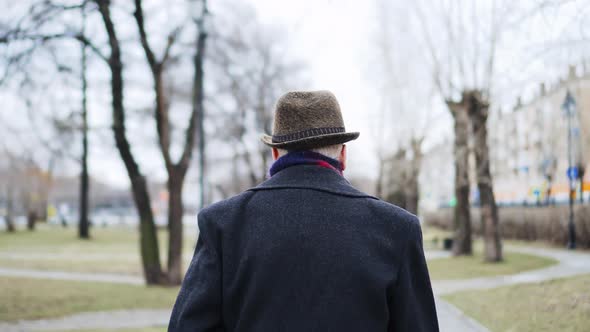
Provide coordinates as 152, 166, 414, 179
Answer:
269, 150, 343, 177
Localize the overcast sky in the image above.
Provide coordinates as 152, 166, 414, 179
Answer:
1, 0, 588, 192
245, 0, 385, 175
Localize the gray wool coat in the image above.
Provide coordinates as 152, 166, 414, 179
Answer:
168, 164, 439, 332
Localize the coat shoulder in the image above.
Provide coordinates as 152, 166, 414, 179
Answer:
198, 191, 256, 225
366, 198, 420, 229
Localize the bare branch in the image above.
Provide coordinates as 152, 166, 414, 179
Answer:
162, 27, 182, 66
179, 1, 208, 170
412, 0, 448, 98
0, 32, 108, 63
133, 0, 173, 168
133, 0, 159, 72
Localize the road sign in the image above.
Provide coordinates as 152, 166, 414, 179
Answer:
567, 166, 579, 180
562, 91, 576, 116
572, 127, 580, 137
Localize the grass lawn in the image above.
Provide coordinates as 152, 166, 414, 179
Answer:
0, 224, 198, 254
0, 224, 196, 275
421, 226, 558, 280
444, 274, 590, 332
0, 257, 146, 275
421, 226, 452, 250
0, 276, 179, 322
427, 250, 557, 280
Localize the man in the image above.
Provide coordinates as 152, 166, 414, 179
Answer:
169, 91, 439, 331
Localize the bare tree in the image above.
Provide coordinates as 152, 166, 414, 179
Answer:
1, 0, 101, 239
79, 2, 90, 239
0, 149, 17, 232
208, 5, 306, 190
411, 0, 516, 260
445, 94, 474, 256
382, 148, 409, 210
0, 143, 53, 232
379, 138, 423, 216
405, 137, 424, 215
132, 0, 208, 284
91, 0, 164, 284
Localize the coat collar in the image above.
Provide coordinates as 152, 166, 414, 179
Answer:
247, 164, 378, 199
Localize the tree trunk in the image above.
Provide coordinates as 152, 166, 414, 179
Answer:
405, 187, 419, 215
578, 167, 585, 203
260, 148, 270, 182
166, 170, 185, 285
27, 210, 37, 231
132, 175, 164, 284
376, 154, 384, 198
79, 7, 90, 239
545, 175, 553, 206
405, 138, 423, 215
447, 94, 472, 256
132, 0, 208, 285
195, 22, 207, 210
96, 0, 164, 285
468, 91, 502, 262
5, 187, 15, 232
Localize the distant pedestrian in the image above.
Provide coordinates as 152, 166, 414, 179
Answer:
169, 91, 438, 331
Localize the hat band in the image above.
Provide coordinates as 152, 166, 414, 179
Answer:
272, 127, 345, 143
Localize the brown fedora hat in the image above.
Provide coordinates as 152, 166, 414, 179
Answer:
261, 90, 360, 150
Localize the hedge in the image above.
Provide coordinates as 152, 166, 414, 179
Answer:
423, 205, 590, 248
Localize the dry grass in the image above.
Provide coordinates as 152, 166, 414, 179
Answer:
0, 224, 196, 275
0, 276, 179, 322
427, 249, 557, 280
444, 274, 590, 332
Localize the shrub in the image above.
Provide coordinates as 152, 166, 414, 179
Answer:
423, 205, 590, 248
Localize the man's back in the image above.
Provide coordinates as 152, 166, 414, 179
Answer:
169, 165, 438, 332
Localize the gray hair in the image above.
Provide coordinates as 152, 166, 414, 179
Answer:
277, 144, 343, 159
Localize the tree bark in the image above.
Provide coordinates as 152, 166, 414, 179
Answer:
27, 210, 37, 231
96, 0, 164, 285
195, 8, 207, 210
384, 149, 408, 209
468, 91, 502, 262
5, 187, 15, 232
375, 153, 384, 198
447, 94, 473, 256
405, 138, 423, 215
132, 0, 208, 284
545, 175, 553, 206
79, 4, 90, 239
578, 166, 585, 203
166, 169, 185, 284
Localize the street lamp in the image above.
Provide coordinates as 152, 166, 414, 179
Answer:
562, 90, 577, 249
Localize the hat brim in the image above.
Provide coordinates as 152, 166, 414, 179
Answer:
261, 131, 360, 150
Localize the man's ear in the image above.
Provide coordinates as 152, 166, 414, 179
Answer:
272, 147, 280, 161
339, 145, 347, 171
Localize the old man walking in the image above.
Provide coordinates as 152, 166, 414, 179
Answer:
168, 91, 439, 331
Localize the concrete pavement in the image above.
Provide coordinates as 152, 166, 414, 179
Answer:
0, 245, 588, 331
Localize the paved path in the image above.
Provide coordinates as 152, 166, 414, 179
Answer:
433, 246, 590, 295
0, 246, 587, 331
0, 309, 170, 332
0, 252, 193, 260
425, 250, 452, 260
435, 298, 490, 332
0, 267, 143, 285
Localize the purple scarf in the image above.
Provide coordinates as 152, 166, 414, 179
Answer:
269, 151, 343, 177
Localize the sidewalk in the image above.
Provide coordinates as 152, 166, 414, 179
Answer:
0, 245, 587, 331
0, 267, 143, 285
0, 309, 169, 332
432, 246, 590, 295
